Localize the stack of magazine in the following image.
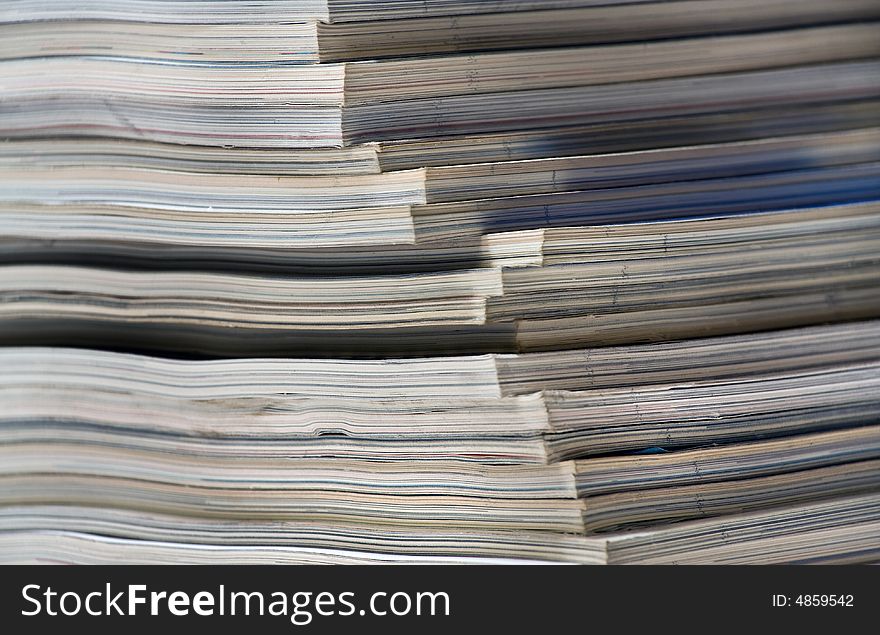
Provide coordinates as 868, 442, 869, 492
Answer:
0, 0, 878, 564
